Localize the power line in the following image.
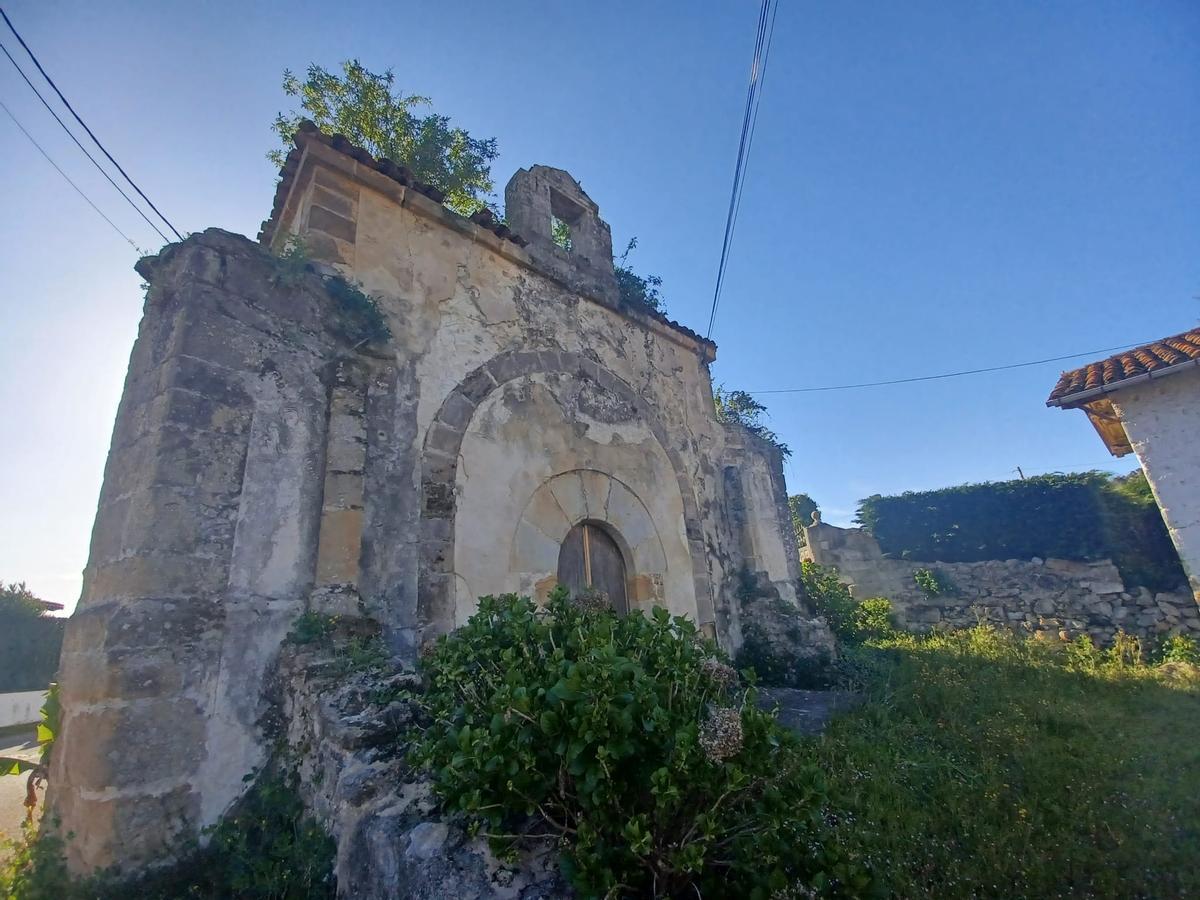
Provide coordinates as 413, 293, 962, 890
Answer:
0, 96, 142, 252
0, 39, 170, 244
750, 341, 1157, 395
706, 0, 779, 339
0, 6, 184, 241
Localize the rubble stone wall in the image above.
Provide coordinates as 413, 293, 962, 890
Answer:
804, 522, 1200, 643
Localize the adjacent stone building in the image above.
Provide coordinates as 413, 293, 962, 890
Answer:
49, 123, 830, 875
1047, 328, 1200, 603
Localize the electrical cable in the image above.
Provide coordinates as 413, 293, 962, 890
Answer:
0, 6, 184, 241
749, 341, 1160, 395
706, 0, 778, 339
0, 39, 170, 244
1, 96, 142, 252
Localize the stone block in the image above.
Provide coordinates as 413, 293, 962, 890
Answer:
316, 508, 364, 585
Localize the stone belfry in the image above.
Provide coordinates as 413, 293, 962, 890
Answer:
49, 122, 831, 875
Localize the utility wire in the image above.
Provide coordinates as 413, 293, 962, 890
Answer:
0, 6, 184, 241
1, 97, 142, 252
0, 39, 170, 244
706, 0, 778, 339
750, 341, 1157, 395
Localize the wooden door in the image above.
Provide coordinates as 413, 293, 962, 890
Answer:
556, 523, 628, 614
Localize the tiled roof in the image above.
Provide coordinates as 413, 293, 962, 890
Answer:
1047, 327, 1200, 405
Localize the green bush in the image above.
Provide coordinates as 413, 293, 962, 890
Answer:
800, 561, 895, 646
414, 589, 857, 898
0, 583, 64, 692
856, 471, 1185, 591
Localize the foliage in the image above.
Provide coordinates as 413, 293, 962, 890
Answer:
1158, 633, 1200, 665
912, 567, 952, 597
551, 217, 573, 252
798, 561, 894, 646
270, 239, 390, 345
0, 770, 335, 899
271, 60, 498, 216
713, 386, 790, 458
613, 238, 665, 314
1, 685, 59, 826
323, 275, 391, 345
856, 470, 1186, 590
733, 568, 834, 689
788, 494, 819, 546
0, 582, 64, 692
815, 625, 1200, 898
413, 589, 849, 898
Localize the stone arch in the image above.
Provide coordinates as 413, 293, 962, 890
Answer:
419, 348, 711, 640
506, 468, 677, 618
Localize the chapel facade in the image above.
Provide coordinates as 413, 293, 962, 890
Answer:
49, 123, 829, 871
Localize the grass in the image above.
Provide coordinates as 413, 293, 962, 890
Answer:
810, 627, 1200, 898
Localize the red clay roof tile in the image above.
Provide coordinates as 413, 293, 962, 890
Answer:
1047, 326, 1200, 404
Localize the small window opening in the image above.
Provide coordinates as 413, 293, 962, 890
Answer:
551, 215, 573, 252
549, 187, 585, 254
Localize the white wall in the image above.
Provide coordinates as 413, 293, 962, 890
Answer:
0, 691, 47, 729
1111, 366, 1200, 602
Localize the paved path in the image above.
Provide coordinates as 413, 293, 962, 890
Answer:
756, 687, 861, 736
0, 730, 42, 846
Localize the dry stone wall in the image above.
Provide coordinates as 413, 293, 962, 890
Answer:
804, 522, 1200, 643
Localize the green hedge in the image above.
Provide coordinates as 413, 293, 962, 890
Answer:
856, 472, 1186, 591
0, 584, 65, 692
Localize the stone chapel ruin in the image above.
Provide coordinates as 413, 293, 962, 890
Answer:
48, 122, 831, 878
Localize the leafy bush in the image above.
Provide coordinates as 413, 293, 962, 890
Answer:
1159, 633, 1200, 665
413, 589, 853, 898
0, 583, 64, 692
856, 471, 1186, 590
0, 770, 334, 899
799, 561, 894, 646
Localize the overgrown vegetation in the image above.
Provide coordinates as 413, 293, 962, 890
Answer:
733, 567, 833, 689
713, 386, 790, 458
1, 770, 334, 899
818, 624, 1200, 898
799, 560, 895, 647
0, 583, 64, 692
856, 470, 1186, 590
413, 588, 851, 898
271, 60, 498, 216
270, 238, 390, 345
613, 238, 664, 313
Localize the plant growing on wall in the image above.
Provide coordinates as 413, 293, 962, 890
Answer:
270, 60, 499, 216
613, 238, 665, 313
713, 386, 790, 457
913, 567, 952, 598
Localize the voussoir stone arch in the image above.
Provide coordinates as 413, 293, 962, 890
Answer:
418, 348, 712, 641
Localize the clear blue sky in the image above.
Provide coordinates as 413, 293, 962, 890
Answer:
2, 1, 1197, 612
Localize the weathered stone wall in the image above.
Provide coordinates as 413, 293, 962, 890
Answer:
1109, 367, 1200, 603
804, 522, 1200, 643
50, 127, 828, 875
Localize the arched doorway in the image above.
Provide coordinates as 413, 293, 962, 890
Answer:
557, 522, 628, 614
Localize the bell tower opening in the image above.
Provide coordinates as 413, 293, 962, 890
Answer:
557, 521, 628, 614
